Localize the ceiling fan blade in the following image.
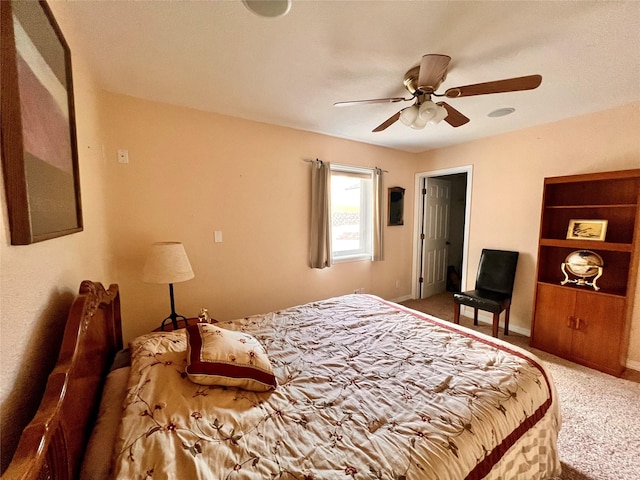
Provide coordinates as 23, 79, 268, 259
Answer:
334, 97, 411, 107
372, 111, 401, 132
417, 54, 451, 93
437, 102, 470, 127
444, 74, 542, 98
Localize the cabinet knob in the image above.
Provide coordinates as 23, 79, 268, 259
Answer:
567, 316, 575, 328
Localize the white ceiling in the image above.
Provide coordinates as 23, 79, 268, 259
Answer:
52, 0, 640, 153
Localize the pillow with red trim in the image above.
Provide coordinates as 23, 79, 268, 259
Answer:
185, 323, 277, 392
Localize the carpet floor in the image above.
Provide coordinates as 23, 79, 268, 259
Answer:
400, 293, 640, 480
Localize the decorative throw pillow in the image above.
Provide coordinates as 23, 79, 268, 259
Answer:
185, 323, 277, 391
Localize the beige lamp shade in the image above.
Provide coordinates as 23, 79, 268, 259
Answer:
143, 242, 195, 284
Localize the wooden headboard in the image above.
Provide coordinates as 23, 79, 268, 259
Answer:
2, 281, 123, 480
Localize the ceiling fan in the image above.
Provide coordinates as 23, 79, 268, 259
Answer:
334, 54, 542, 132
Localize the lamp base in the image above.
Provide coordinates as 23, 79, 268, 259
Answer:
158, 283, 190, 330
159, 313, 189, 331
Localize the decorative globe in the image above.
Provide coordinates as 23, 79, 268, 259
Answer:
564, 250, 604, 278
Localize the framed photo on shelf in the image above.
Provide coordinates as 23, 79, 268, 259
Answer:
566, 219, 608, 241
0, 0, 83, 245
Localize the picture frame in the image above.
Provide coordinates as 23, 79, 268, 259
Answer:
566, 219, 608, 241
0, 0, 82, 245
388, 186, 405, 226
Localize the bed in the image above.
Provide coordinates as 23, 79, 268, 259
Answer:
2, 281, 122, 480
3, 281, 561, 479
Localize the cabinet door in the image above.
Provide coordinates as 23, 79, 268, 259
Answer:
531, 284, 575, 357
571, 292, 625, 373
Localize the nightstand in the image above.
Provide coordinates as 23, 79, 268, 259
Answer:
154, 317, 202, 332
153, 317, 218, 332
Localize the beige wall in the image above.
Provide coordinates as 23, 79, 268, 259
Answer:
1, 4, 639, 471
100, 93, 417, 343
0, 85, 417, 474
0, 58, 112, 469
414, 102, 640, 367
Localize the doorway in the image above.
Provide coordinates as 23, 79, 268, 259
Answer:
412, 165, 472, 299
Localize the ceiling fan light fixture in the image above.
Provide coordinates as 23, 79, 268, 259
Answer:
410, 115, 428, 130
418, 101, 439, 122
399, 105, 419, 126
428, 105, 448, 125
398, 102, 448, 129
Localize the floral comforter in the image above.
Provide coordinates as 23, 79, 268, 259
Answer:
112, 294, 561, 479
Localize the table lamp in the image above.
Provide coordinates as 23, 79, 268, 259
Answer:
143, 241, 194, 329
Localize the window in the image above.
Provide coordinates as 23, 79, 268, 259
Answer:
330, 165, 374, 261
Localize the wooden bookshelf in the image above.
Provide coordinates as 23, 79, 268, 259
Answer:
530, 169, 640, 376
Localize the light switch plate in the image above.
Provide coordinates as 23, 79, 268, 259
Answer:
117, 149, 129, 164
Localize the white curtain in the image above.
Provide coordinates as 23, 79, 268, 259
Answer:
372, 167, 384, 261
309, 160, 331, 269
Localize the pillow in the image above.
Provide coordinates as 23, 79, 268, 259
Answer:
80, 367, 131, 480
185, 323, 277, 392
110, 348, 131, 371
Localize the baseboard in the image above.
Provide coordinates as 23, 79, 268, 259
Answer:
391, 294, 413, 303
461, 306, 532, 337
626, 358, 640, 371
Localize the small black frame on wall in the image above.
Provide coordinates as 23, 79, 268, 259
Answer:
0, 0, 83, 245
388, 187, 405, 226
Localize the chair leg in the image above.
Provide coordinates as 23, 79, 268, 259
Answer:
453, 303, 460, 324
473, 308, 478, 326
504, 306, 510, 336
492, 312, 500, 338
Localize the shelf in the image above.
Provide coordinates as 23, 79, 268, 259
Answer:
540, 204, 637, 244
537, 244, 632, 294
543, 174, 640, 207
536, 281, 627, 299
543, 169, 640, 184
539, 238, 633, 252
545, 204, 636, 209
533, 169, 639, 377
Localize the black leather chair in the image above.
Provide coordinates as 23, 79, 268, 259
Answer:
453, 249, 519, 338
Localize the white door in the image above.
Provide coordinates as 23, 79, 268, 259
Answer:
419, 177, 451, 298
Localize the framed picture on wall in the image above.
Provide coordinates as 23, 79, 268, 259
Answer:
566, 219, 608, 241
388, 187, 405, 226
0, 0, 82, 245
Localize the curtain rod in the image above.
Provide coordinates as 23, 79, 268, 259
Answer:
303, 159, 388, 173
